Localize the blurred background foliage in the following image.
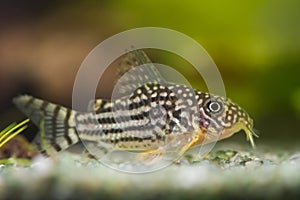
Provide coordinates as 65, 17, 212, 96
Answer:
0, 0, 299, 144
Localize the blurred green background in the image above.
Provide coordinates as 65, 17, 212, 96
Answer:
0, 0, 299, 145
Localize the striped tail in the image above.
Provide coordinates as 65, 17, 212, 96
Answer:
13, 95, 80, 156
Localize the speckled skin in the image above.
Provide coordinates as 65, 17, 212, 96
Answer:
13, 50, 257, 159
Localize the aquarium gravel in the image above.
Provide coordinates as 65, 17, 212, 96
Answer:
1, 145, 300, 200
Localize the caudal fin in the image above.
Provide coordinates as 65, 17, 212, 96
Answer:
13, 95, 80, 155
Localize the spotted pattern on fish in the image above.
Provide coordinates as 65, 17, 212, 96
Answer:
78, 82, 200, 150
13, 50, 257, 157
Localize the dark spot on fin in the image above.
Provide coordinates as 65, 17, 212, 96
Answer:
115, 49, 165, 98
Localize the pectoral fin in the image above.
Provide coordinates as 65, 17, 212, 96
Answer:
136, 131, 206, 164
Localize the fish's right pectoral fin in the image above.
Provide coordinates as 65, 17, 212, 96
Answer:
135, 149, 166, 165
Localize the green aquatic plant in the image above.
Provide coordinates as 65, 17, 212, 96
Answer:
0, 119, 29, 148
0, 119, 33, 166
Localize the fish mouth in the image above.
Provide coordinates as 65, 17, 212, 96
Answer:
195, 123, 258, 147
220, 121, 258, 148
197, 108, 258, 147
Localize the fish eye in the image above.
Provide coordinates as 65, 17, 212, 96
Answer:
206, 100, 223, 114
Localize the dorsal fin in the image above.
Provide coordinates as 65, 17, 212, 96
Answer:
117, 49, 164, 83
89, 49, 165, 113
113, 49, 165, 99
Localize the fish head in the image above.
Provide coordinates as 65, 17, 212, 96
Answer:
196, 93, 257, 147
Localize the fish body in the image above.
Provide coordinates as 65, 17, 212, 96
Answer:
13, 50, 257, 161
